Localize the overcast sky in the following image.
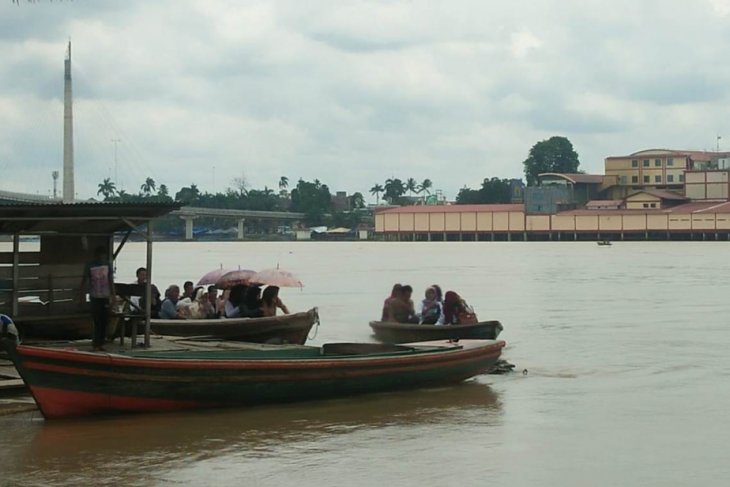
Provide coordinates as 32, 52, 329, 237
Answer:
2, 0, 730, 201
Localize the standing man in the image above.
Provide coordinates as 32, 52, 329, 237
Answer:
81, 245, 115, 351
135, 267, 161, 318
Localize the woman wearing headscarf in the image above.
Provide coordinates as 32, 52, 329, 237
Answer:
442, 291, 478, 325
260, 286, 290, 317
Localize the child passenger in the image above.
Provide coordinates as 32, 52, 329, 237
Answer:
418, 286, 443, 325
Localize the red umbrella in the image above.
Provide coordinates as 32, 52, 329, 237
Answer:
215, 269, 258, 289
252, 268, 304, 288
197, 266, 233, 286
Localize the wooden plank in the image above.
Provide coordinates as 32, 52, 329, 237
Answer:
15, 278, 81, 291
0, 265, 39, 280
13, 264, 84, 280
0, 252, 40, 265
0, 379, 26, 392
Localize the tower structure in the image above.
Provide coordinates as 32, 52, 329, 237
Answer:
62, 41, 74, 203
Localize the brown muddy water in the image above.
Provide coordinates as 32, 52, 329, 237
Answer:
1, 241, 729, 486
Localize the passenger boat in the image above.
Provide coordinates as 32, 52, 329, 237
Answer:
0, 323, 505, 419
149, 308, 319, 344
369, 320, 503, 344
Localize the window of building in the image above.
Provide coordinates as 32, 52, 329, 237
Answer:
632, 176, 638, 183
667, 174, 674, 183
655, 159, 661, 166
620, 176, 627, 185
643, 175, 650, 183
643, 160, 650, 167
631, 160, 638, 168
643, 203, 649, 208
679, 174, 684, 182
667, 158, 674, 166
655, 175, 661, 183
650, 203, 657, 208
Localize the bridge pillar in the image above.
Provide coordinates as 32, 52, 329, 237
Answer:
237, 218, 245, 240
182, 216, 196, 240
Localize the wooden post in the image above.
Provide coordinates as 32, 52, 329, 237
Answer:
11, 234, 19, 317
144, 221, 153, 348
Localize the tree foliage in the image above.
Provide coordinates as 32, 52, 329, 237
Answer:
522, 136, 580, 186
290, 179, 332, 226
456, 177, 513, 205
383, 178, 405, 203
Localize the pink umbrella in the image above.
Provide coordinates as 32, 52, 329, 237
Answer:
252, 268, 304, 288
197, 266, 234, 286
215, 269, 258, 289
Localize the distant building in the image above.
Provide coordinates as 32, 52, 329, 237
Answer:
604, 149, 730, 196
331, 191, 351, 212
524, 173, 617, 214
624, 189, 688, 209
685, 169, 730, 200
509, 179, 525, 203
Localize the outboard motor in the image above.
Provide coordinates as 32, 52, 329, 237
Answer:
0, 314, 19, 345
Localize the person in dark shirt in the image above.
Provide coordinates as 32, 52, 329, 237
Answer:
80, 246, 114, 351
135, 267, 161, 318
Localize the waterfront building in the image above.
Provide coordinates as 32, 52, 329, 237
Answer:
684, 169, 730, 200
374, 147, 730, 241
374, 201, 730, 241
604, 149, 730, 196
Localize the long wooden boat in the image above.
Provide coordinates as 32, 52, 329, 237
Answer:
149, 308, 319, 344
0, 324, 505, 419
369, 320, 503, 344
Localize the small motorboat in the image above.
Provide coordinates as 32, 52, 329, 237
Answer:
149, 308, 319, 344
0, 321, 506, 420
369, 320, 503, 344
597, 240, 612, 246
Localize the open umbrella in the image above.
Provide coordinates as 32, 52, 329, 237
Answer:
196, 265, 233, 286
252, 268, 304, 288
215, 269, 258, 289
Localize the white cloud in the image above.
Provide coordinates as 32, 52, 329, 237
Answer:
510, 29, 543, 59
2, 0, 730, 200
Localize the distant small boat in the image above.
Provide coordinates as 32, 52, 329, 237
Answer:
369, 320, 503, 344
597, 240, 612, 246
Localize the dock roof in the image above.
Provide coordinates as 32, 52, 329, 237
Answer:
0, 201, 181, 234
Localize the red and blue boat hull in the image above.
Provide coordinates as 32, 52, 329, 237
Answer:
2, 339, 505, 419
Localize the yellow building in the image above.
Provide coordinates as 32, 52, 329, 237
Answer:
685, 170, 730, 200
604, 149, 693, 192
374, 201, 730, 241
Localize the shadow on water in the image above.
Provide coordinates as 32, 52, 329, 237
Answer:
1, 381, 501, 486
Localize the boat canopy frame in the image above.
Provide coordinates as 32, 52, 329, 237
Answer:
0, 202, 181, 348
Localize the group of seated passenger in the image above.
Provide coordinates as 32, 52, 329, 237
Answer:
158, 281, 290, 320
382, 284, 477, 325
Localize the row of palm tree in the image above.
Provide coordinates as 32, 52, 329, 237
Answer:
369, 178, 433, 204
97, 177, 169, 200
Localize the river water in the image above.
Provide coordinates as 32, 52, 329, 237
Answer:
1, 241, 729, 486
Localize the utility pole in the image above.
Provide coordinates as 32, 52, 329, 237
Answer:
52, 171, 59, 199
717, 135, 722, 152
111, 138, 121, 185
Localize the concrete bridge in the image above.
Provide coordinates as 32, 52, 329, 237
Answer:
0, 190, 306, 240
171, 207, 306, 240
0, 189, 57, 204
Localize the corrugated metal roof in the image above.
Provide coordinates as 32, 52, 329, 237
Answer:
538, 173, 605, 184
375, 204, 524, 214
628, 189, 688, 201
559, 201, 730, 216
0, 201, 181, 234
